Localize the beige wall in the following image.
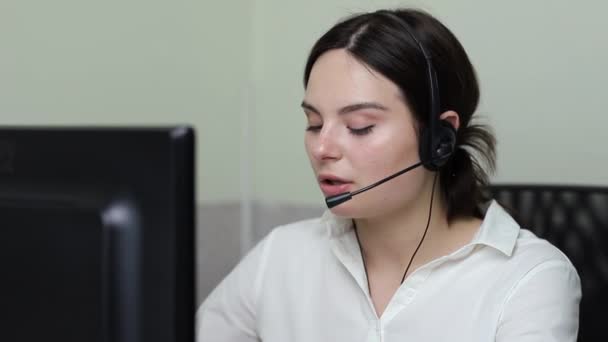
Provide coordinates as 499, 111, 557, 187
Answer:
2, 0, 606, 206
1, 0, 253, 203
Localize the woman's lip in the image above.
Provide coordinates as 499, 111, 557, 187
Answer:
319, 181, 353, 197
317, 173, 351, 183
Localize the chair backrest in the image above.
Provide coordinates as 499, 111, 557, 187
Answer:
488, 184, 608, 342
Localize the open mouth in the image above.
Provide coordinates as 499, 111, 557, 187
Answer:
322, 179, 346, 186
318, 175, 351, 196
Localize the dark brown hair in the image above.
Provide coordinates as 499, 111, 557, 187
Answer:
303, 8, 496, 220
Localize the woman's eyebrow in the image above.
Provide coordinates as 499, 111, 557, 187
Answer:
301, 101, 388, 115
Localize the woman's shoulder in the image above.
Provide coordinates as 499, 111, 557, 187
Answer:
245, 215, 335, 281
481, 201, 578, 274
473, 202, 581, 308
512, 228, 577, 272
265, 216, 330, 250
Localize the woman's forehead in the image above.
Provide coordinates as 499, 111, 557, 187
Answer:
304, 49, 402, 111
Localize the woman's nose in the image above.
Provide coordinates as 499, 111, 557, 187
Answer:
312, 126, 342, 161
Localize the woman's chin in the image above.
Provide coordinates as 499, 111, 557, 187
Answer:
327, 201, 376, 219
328, 205, 352, 217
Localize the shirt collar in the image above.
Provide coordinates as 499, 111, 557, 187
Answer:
473, 200, 520, 256
320, 209, 353, 238
321, 200, 521, 257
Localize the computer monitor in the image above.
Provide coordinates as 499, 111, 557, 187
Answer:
0, 126, 195, 342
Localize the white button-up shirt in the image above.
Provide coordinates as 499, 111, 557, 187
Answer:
196, 201, 581, 341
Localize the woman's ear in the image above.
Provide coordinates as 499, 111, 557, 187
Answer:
439, 110, 460, 131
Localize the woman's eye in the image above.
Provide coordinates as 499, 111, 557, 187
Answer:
306, 125, 322, 132
349, 125, 375, 136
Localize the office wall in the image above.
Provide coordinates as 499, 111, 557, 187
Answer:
1, 0, 254, 203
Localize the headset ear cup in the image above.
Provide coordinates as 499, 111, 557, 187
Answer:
420, 121, 456, 171
436, 121, 456, 160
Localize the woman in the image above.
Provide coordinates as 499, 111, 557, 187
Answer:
197, 8, 581, 341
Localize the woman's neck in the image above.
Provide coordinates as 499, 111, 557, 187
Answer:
353, 184, 449, 271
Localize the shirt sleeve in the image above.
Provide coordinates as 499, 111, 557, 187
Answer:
496, 260, 582, 341
195, 231, 274, 342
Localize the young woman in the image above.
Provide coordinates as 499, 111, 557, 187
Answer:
197, 8, 581, 341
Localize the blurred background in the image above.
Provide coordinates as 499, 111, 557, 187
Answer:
2, 0, 607, 304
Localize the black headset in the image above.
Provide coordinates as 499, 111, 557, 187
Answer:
382, 11, 456, 171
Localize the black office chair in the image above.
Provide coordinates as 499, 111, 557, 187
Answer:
487, 184, 608, 342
